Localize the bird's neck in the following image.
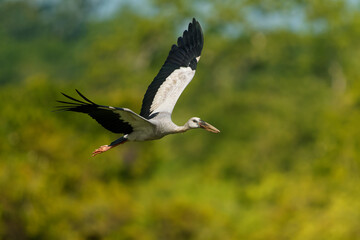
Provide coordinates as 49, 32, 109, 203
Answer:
174, 123, 191, 133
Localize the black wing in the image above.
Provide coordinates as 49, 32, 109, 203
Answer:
55, 90, 133, 134
140, 18, 204, 119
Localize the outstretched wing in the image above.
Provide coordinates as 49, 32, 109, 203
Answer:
56, 90, 154, 134
140, 18, 204, 119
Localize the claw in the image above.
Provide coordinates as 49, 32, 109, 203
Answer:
92, 145, 111, 157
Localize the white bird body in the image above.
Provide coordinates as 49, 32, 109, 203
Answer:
108, 111, 198, 141
56, 18, 220, 156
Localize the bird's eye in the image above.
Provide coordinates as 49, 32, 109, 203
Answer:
192, 119, 197, 123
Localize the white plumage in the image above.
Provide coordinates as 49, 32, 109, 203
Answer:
150, 67, 195, 114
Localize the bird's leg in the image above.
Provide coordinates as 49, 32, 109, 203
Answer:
92, 145, 112, 157
92, 137, 128, 157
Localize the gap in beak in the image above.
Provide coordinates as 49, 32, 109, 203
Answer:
200, 121, 220, 133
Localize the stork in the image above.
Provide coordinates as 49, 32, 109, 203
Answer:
56, 18, 220, 156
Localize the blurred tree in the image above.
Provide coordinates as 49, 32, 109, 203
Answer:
0, 0, 360, 239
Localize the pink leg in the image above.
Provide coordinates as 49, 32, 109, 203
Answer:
92, 145, 112, 157
92, 139, 128, 157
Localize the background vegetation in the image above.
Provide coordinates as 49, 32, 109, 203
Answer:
1, 0, 360, 239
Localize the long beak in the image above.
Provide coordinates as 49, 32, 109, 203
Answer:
199, 120, 220, 133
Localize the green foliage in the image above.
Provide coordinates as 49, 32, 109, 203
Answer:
1, 0, 360, 239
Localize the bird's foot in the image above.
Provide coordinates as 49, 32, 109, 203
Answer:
92, 145, 111, 157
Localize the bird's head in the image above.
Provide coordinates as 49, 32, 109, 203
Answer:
187, 117, 220, 133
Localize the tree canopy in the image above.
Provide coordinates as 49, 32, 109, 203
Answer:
1, 0, 360, 239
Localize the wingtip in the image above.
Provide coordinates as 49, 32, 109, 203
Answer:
191, 18, 201, 27
189, 17, 202, 36
75, 89, 96, 105
61, 92, 72, 99
189, 18, 197, 30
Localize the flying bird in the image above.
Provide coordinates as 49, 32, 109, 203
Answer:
56, 18, 220, 156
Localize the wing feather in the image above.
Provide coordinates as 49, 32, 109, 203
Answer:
56, 90, 154, 134
140, 18, 204, 119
